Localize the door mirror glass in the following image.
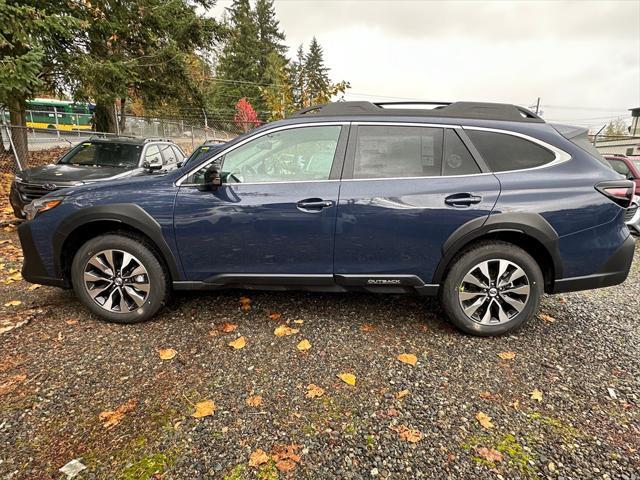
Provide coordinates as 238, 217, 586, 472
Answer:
197, 162, 222, 190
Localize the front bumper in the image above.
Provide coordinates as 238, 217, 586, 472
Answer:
551, 234, 635, 293
18, 222, 67, 288
9, 182, 27, 219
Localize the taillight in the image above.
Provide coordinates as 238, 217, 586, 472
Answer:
596, 180, 635, 208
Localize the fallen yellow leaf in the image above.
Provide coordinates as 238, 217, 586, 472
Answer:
293, 319, 304, 325
66, 319, 78, 325
475, 411, 494, 429
268, 311, 282, 320
158, 348, 177, 360
497, 351, 516, 360
274, 325, 299, 337
99, 399, 137, 429
248, 448, 270, 467
338, 373, 356, 386
28, 284, 41, 291
397, 353, 417, 366
296, 339, 311, 351
246, 395, 263, 407
228, 336, 246, 349
305, 384, 325, 398
530, 389, 543, 402
4, 300, 21, 307
396, 425, 423, 443
396, 389, 410, 399
192, 400, 216, 418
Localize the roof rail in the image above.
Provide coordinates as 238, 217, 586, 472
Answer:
291, 101, 544, 123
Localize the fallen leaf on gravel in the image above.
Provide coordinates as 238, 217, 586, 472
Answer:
338, 373, 356, 386
4, 300, 21, 307
361, 323, 375, 332
479, 391, 496, 400
530, 389, 543, 402
397, 353, 417, 366
192, 400, 216, 418
276, 460, 296, 473
228, 336, 246, 349
0, 374, 27, 396
539, 313, 556, 323
475, 446, 503, 463
239, 296, 251, 311
219, 322, 237, 333
396, 389, 410, 399
28, 284, 41, 291
249, 449, 270, 467
272, 444, 301, 472
293, 319, 304, 325
297, 339, 311, 351
475, 412, 494, 429
305, 384, 325, 398
497, 351, 516, 360
99, 399, 137, 429
395, 425, 423, 443
158, 348, 177, 360
66, 319, 78, 325
558, 297, 567, 304
274, 325, 298, 337
509, 399, 520, 410
268, 311, 282, 320
246, 395, 263, 407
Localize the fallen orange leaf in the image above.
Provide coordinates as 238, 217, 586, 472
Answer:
219, 322, 238, 333
475, 412, 494, 429
99, 399, 137, 429
268, 312, 282, 320
397, 353, 417, 366
228, 336, 246, 349
246, 395, 263, 407
274, 325, 298, 337
192, 400, 216, 418
305, 384, 325, 398
396, 389, 410, 399
338, 373, 356, 386
539, 313, 556, 323
475, 446, 503, 463
248, 449, 270, 467
361, 323, 375, 332
396, 425, 423, 443
158, 348, 177, 360
497, 351, 516, 360
296, 339, 311, 351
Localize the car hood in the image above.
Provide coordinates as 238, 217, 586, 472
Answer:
18, 164, 136, 185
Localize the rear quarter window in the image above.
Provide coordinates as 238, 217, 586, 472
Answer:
466, 130, 555, 172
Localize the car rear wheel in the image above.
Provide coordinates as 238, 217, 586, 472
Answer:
71, 234, 168, 324
441, 241, 543, 336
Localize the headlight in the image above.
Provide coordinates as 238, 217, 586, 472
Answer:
25, 196, 64, 220
14, 175, 25, 184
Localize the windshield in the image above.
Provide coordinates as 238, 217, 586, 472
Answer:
184, 145, 218, 168
58, 142, 142, 168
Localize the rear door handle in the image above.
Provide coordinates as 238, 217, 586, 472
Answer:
444, 193, 482, 207
297, 198, 334, 212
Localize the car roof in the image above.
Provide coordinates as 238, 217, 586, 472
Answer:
88, 136, 176, 145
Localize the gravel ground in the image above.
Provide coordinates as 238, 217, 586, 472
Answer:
0, 224, 638, 480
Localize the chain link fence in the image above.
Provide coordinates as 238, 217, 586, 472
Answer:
1, 116, 246, 175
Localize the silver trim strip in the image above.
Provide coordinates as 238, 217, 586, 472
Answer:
175, 122, 348, 186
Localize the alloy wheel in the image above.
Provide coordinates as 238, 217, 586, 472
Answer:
458, 258, 530, 325
83, 249, 150, 313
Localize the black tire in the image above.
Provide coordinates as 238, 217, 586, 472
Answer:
71, 234, 168, 324
440, 241, 543, 336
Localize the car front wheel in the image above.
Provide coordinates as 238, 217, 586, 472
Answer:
71, 234, 168, 324
441, 241, 543, 336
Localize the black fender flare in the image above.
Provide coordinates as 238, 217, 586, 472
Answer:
432, 212, 562, 283
52, 204, 181, 280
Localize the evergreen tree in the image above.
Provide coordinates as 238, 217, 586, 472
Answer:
255, 0, 287, 80
290, 45, 307, 109
603, 119, 628, 138
304, 37, 331, 105
210, 0, 263, 116
260, 51, 293, 120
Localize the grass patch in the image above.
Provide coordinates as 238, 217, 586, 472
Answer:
122, 452, 174, 480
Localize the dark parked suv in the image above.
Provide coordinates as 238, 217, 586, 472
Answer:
17, 102, 635, 336
10, 136, 185, 218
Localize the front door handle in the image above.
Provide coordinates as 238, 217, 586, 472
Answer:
444, 193, 482, 207
297, 198, 334, 212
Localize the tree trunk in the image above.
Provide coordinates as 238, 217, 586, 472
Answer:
118, 98, 127, 132
94, 101, 117, 133
8, 95, 29, 169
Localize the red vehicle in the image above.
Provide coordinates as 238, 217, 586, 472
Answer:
604, 154, 640, 195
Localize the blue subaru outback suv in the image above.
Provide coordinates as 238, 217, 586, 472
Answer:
18, 101, 635, 336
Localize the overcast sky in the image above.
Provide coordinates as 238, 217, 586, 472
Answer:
211, 0, 640, 130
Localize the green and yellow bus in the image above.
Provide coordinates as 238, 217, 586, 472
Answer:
1, 99, 93, 131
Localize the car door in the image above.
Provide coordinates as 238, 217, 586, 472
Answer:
173, 123, 348, 284
334, 123, 500, 288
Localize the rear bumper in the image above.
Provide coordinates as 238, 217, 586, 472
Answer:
18, 222, 67, 288
551, 234, 635, 293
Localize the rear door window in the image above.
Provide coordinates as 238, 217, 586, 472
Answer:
353, 125, 443, 178
466, 130, 555, 172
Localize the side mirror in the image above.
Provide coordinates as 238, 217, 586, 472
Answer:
198, 162, 222, 191
143, 156, 163, 171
